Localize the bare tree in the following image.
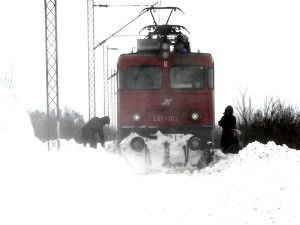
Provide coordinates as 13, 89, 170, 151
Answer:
0, 71, 14, 89
235, 91, 300, 149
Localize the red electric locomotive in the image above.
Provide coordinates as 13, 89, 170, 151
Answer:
117, 8, 214, 160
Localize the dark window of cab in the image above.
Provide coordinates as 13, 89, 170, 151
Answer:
169, 66, 205, 89
126, 66, 162, 90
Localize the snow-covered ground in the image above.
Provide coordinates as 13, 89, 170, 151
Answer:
1, 85, 300, 225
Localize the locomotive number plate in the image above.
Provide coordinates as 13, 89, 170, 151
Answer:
153, 115, 179, 122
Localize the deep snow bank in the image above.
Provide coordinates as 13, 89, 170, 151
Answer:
0, 85, 135, 225
0, 85, 299, 225
191, 141, 300, 225
0, 86, 37, 149
200, 141, 300, 175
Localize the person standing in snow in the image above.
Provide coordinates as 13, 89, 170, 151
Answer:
81, 116, 110, 149
218, 105, 240, 154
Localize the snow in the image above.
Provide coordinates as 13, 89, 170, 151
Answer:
1, 85, 300, 225
117, 131, 195, 172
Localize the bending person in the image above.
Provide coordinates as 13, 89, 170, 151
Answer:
81, 116, 110, 148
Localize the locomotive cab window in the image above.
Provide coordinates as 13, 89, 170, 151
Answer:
208, 67, 214, 89
127, 66, 162, 90
170, 66, 204, 89
118, 68, 124, 90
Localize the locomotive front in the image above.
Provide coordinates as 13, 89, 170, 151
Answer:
117, 25, 214, 164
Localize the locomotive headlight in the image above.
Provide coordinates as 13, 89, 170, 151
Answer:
132, 113, 141, 122
191, 112, 199, 120
161, 51, 169, 59
161, 42, 169, 51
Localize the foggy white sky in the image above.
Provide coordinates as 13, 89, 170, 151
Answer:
0, 0, 299, 121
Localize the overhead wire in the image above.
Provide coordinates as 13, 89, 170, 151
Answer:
93, 2, 158, 50
94, 4, 154, 7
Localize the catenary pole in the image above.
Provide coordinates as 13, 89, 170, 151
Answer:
44, 0, 60, 150
87, 0, 96, 120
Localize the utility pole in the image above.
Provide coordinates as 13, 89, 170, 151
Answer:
103, 45, 108, 117
87, 0, 96, 120
44, 0, 60, 150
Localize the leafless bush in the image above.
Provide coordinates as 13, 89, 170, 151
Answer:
29, 108, 85, 143
103, 126, 117, 141
30, 109, 117, 144
0, 72, 14, 89
235, 91, 300, 149
60, 108, 85, 142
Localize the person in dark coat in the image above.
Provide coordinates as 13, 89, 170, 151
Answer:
81, 116, 110, 148
218, 105, 238, 153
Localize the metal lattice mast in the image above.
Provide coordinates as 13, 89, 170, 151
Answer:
110, 68, 113, 123
87, 0, 96, 119
106, 46, 110, 117
111, 70, 114, 127
113, 69, 117, 128
103, 45, 109, 116
44, 0, 60, 150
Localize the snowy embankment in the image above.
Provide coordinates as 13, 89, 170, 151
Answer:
0, 85, 299, 225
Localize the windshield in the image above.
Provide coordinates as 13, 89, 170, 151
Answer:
170, 66, 204, 89
127, 66, 162, 90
